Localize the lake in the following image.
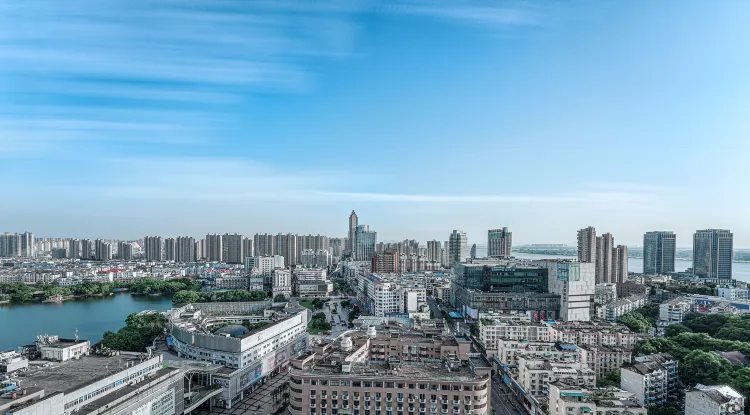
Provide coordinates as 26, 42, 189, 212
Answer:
512, 252, 750, 283
0, 293, 173, 351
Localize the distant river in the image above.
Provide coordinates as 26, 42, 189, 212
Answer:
512, 252, 750, 283
0, 293, 173, 351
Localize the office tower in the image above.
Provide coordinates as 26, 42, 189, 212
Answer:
175, 236, 196, 263
488, 227, 512, 258
595, 233, 614, 283
348, 210, 358, 254
253, 233, 275, 257
354, 225, 377, 261
242, 237, 253, 263
643, 231, 676, 275
143, 236, 163, 261
164, 238, 176, 261
68, 239, 81, 259
222, 233, 243, 264
611, 245, 628, 283
205, 234, 223, 262
693, 229, 733, 280
117, 242, 134, 260
372, 250, 399, 273
470, 243, 477, 260
448, 230, 468, 267
81, 239, 94, 260
577, 226, 597, 263
427, 240, 442, 263
94, 239, 112, 261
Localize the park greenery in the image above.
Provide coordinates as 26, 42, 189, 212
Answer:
172, 289, 267, 305
129, 278, 202, 295
212, 320, 269, 334
0, 278, 203, 303
300, 298, 329, 310
617, 304, 660, 333
98, 312, 166, 352
308, 312, 331, 334
633, 313, 750, 405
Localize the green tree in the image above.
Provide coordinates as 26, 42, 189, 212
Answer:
596, 370, 621, 387
664, 324, 692, 337
680, 350, 732, 386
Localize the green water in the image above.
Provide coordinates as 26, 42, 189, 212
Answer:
0, 293, 173, 351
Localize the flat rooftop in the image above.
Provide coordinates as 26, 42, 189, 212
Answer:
17, 355, 151, 394
40, 338, 89, 349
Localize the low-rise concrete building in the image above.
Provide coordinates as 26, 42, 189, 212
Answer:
620, 353, 679, 407
686, 385, 745, 415
36, 335, 90, 362
0, 350, 28, 374
547, 383, 647, 415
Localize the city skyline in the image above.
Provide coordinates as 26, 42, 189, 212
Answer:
3, 2, 750, 245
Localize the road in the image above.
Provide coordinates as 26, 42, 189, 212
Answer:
491, 376, 525, 415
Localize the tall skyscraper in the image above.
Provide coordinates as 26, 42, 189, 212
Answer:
205, 234, 223, 262
143, 236, 163, 261
20, 232, 34, 258
470, 244, 477, 260
426, 240, 442, 263
611, 245, 628, 283
577, 226, 597, 263
0, 232, 34, 257
487, 228, 512, 258
117, 242, 134, 260
274, 233, 297, 267
176, 236, 196, 263
643, 231, 676, 275
164, 238, 176, 261
223, 233, 243, 264
693, 229, 733, 280
354, 225, 376, 261
448, 230, 468, 267
194, 239, 204, 261
595, 233, 614, 283
348, 210, 358, 254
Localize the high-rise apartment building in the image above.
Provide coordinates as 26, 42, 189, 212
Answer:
176, 236, 196, 262
81, 239, 94, 260
274, 233, 297, 266
329, 238, 344, 257
205, 234, 223, 262
253, 233, 275, 257
194, 239, 204, 261
222, 233, 243, 264
538, 260, 596, 322
693, 229, 733, 280
371, 250, 399, 273
242, 237, 253, 263
643, 231, 676, 275
488, 227, 512, 258
164, 238, 176, 261
612, 245, 628, 283
596, 233, 614, 283
470, 243, 477, 260
348, 210, 358, 254
94, 239, 112, 261
577, 226, 597, 263
426, 240, 442, 263
448, 230, 468, 266
143, 236, 163, 261
355, 225, 376, 261
0, 232, 35, 258
117, 242, 134, 260
67, 239, 81, 259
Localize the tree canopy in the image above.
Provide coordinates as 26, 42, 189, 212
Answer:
98, 312, 166, 352
172, 290, 268, 305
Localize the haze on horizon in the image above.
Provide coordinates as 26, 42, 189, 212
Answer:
2, 1, 749, 247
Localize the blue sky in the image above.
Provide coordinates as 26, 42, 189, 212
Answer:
2, 0, 749, 246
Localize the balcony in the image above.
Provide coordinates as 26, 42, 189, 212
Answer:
365, 397, 371, 402
398, 398, 404, 403
409, 398, 416, 403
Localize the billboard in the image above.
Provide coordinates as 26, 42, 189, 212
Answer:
463, 305, 479, 321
